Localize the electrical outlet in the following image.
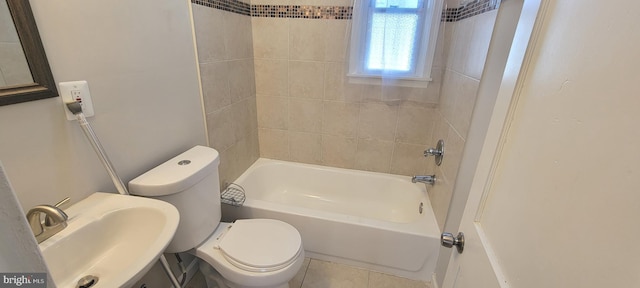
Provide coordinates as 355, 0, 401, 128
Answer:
59, 80, 95, 120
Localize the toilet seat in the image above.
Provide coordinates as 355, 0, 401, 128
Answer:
215, 219, 302, 272
194, 219, 305, 288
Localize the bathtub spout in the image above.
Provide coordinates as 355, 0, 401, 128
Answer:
412, 175, 436, 185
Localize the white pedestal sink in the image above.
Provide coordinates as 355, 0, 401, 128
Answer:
38, 192, 179, 288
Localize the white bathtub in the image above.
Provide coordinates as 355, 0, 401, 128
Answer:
221, 159, 441, 281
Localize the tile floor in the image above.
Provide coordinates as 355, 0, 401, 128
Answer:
186, 258, 432, 288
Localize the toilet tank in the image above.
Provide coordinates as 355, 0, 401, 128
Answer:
129, 146, 221, 253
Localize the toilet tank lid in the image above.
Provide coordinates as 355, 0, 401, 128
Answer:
129, 146, 220, 197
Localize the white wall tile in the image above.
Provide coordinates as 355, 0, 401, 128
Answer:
224, 12, 254, 59
440, 126, 465, 183
354, 138, 394, 173
324, 62, 363, 103
396, 105, 437, 145
464, 10, 498, 80
358, 102, 399, 141
252, 17, 289, 59
447, 18, 474, 73
289, 61, 325, 99
259, 128, 290, 159
290, 132, 322, 164
255, 58, 288, 96
324, 20, 349, 62
289, 19, 326, 61
194, 7, 259, 198
322, 101, 360, 138
257, 95, 289, 129
289, 98, 323, 133
390, 142, 429, 176
192, 5, 226, 62
200, 61, 232, 112
230, 98, 256, 141
207, 107, 237, 151
429, 168, 453, 231
321, 134, 357, 169
451, 76, 480, 137
228, 59, 256, 103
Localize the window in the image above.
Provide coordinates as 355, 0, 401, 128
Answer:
348, 0, 443, 86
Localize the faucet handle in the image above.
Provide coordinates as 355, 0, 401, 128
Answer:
424, 139, 445, 166
53, 197, 70, 208
44, 197, 69, 227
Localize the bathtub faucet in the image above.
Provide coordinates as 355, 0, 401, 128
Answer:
412, 175, 436, 185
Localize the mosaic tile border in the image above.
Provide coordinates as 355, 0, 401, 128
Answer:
192, 0, 496, 21
193, 0, 251, 16
443, 0, 501, 22
251, 5, 353, 19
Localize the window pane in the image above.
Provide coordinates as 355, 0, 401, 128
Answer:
366, 12, 419, 72
374, 0, 421, 9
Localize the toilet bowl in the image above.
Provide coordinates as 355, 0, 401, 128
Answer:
196, 220, 304, 288
129, 146, 304, 288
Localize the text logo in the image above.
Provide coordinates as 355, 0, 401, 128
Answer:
0, 274, 46, 288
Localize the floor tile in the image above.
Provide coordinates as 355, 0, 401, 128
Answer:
368, 272, 431, 288
185, 258, 432, 288
290, 257, 311, 288
300, 259, 369, 288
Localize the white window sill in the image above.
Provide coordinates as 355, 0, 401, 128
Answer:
346, 74, 432, 88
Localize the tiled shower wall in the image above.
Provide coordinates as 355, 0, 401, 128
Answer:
253, 0, 445, 176
192, 2, 260, 188
193, 0, 499, 230
429, 3, 499, 230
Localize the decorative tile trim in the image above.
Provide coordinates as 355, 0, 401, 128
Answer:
193, 0, 251, 16
192, 0, 351, 19
192, 0, 496, 21
443, 0, 501, 22
251, 5, 353, 19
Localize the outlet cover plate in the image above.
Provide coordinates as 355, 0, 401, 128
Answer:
60, 80, 94, 120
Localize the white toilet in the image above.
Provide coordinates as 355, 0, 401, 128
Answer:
129, 146, 304, 288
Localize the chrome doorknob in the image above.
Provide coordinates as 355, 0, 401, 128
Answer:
441, 232, 464, 253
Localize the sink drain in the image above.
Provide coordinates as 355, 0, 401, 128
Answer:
77, 275, 99, 288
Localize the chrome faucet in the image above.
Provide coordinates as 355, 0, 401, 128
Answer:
412, 175, 436, 185
26, 197, 69, 243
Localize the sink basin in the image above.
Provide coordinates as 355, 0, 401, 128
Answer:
38, 192, 179, 288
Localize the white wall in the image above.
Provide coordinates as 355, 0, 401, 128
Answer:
0, 0, 206, 211
480, 0, 640, 287
0, 163, 52, 287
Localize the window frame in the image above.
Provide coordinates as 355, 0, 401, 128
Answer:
348, 0, 443, 87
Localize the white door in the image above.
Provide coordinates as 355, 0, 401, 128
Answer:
443, 0, 640, 287
441, 0, 545, 286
